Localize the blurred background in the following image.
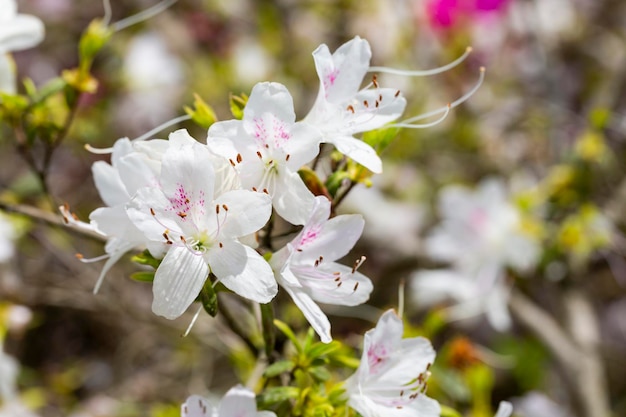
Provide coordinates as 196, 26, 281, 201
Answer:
1, 0, 626, 416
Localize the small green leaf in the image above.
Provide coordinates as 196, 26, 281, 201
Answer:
257, 386, 300, 406
229, 93, 248, 120
308, 366, 331, 382
79, 19, 113, 69
263, 360, 295, 378
200, 280, 218, 317
440, 405, 463, 417
324, 171, 350, 197
362, 126, 400, 152
274, 319, 302, 352
306, 341, 340, 359
130, 271, 155, 282
298, 167, 330, 199
131, 250, 161, 269
184, 93, 218, 129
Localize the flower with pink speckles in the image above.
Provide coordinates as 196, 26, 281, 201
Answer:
127, 134, 277, 319
304, 36, 406, 174
207, 82, 321, 226
344, 309, 440, 417
269, 196, 372, 343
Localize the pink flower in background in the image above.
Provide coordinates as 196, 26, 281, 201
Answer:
425, 0, 510, 28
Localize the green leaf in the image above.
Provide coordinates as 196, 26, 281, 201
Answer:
440, 405, 463, 417
324, 171, 350, 197
308, 366, 331, 382
229, 93, 248, 120
257, 386, 300, 406
131, 250, 161, 269
130, 271, 155, 282
79, 19, 113, 69
306, 341, 340, 359
184, 93, 218, 129
200, 280, 218, 317
298, 167, 330, 199
32, 78, 67, 104
362, 126, 400, 152
274, 319, 302, 352
263, 360, 295, 378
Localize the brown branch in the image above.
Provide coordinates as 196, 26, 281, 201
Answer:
509, 289, 611, 417
0, 200, 106, 242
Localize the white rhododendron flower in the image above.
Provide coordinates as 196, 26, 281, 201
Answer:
270, 196, 373, 343
304, 36, 406, 174
412, 178, 541, 330
0, 0, 45, 94
208, 82, 321, 225
344, 309, 440, 417
127, 134, 276, 319
181, 385, 276, 417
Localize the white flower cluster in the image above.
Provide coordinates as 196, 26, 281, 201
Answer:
63, 36, 414, 344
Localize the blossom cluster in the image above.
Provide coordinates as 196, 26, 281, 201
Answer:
62, 36, 415, 344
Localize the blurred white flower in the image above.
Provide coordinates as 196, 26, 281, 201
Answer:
0, 0, 45, 94
494, 401, 514, 417
344, 309, 440, 417
0, 348, 38, 417
182, 385, 276, 417
116, 32, 184, 133
412, 178, 541, 330
0, 214, 15, 263
512, 391, 573, 417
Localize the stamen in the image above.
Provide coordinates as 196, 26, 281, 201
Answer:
236, 153, 242, 163
84, 144, 114, 154
257, 151, 263, 159
150, 208, 156, 216
285, 154, 291, 162
368, 46, 472, 76
182, 304, 203, 337
132, 113, 191, 141
347, 105, 355, 113
372, 74, 378, 88
398, 67, 485, 126
111, 0, 179, 32
222, 204, 228, 211
229, 159, 236, 167
354, 282, 359, 291
76, 253, 110, 263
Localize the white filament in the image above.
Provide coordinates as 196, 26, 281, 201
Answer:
369, 47, 472, 77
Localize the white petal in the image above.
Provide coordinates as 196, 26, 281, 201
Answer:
208, 241, 277, 303
218, 385, 259, 417
0, 15, 44, 52
206, 120, 243, 159
160, 142, 216, 228
244, 82, 295, 125
330, 136, 382, 174
494, 401, 513, 417
213, 190, 271, 238
0, 54, 15, 94
295, 263, 372, 307
349, 88, 406, 133
376, 337, 435, 384
169, 128, 200, 146
410, 269, 477, 307
0, 1, 17, 22
93, 239, 136, 294
484, 284, 513, 331
281, 284, 332, 343
360, 309, 403, 374
283, 122, 322, 170
181, 395, 213, 417
294, 214, 364, 263
117, 152, 159, 197
152, 246, 209, 319
127, 187, 179, 242
312, 37, 371, 104
92, 161, 130, 207
273, 169, 316, 225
